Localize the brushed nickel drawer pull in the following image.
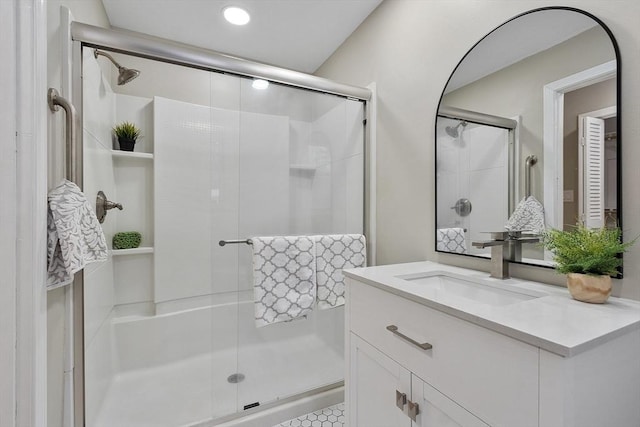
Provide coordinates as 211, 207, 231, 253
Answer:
396, 390, 407, 410
408, 400, 420, 421
386, 325, 433, 350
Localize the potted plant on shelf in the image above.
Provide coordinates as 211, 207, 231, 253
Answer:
113, 121, 141, 152
542, 224, 634, 303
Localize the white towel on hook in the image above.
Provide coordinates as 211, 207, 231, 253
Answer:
437, 228, 467, 254
315, 234, 366, 310
47, 179, 108, 290
505, 196, 546, 235
252, 236, 316, 327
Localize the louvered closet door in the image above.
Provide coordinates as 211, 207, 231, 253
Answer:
581, 116, 605, 228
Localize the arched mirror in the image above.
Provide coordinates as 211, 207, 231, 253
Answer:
435, 7, 620, 269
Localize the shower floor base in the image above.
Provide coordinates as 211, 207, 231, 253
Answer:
93, 335, 343, 427
274, 403, 345, 427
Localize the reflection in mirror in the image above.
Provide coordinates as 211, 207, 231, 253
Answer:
435, 7, 619, 268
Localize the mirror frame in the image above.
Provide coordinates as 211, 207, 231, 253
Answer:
434, 6, 622, 274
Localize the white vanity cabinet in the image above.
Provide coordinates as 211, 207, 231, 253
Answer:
350, 334, 490, 427
349, 334, 411, 426
345, 264, 640, 427
347, 279, 538, 427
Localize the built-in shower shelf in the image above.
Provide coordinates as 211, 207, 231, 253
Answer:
289, 164, 316, 172
112, 150, 154, 160
112, 247, 154, 256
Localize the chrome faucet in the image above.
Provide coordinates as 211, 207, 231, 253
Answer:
472, 231, 540, 279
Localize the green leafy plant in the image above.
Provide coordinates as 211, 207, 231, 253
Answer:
542, 225, 634, 276
113, 231, 142, 250
112, 121, 141, 141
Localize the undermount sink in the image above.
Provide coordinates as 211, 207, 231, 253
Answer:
396, 271, 544, 306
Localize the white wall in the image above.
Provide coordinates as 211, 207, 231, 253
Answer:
316, 0, 640, 300
47, 2, 111, 426
0, 2, 18, 425
442, 25, 614, 205
81, 48, 118, 426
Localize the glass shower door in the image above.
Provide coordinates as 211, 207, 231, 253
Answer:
83, 45, 366, 425
234, 79, 365, 410
436, 116, 509, 256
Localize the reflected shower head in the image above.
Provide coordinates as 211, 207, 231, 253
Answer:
94, 49, 140, 86
445, 120, 467, 138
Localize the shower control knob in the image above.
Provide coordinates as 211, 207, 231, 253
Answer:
105, 200, 123, 211
451, 198, 472, 217
96, 190, 124, 224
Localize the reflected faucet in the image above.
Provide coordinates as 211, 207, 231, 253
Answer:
472, 231, 540, 279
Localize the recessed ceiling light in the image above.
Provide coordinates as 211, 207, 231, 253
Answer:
252, 79, 269, 90
223, 6, 250, 26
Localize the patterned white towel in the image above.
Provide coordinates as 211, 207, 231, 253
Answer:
47, 180, 108, 289
505, 196, 545, 235
437, 228, 467, 254
252, 236, 316, 327
315, 234, 366, 310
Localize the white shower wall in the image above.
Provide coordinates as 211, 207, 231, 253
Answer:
83, 52, 365, 425
81, 48, 117, 426
83, 51, 159, 424
154, 90, 364, 307
437, 118, 509, 255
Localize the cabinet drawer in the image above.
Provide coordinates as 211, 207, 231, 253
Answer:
347, 279, 538, 427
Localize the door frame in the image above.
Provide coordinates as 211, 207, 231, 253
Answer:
577, 106, 616, 226
542, 60, 616, 229
0, 0, 48, 425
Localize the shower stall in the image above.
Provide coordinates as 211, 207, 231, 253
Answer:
435, 109, 515, 256
73, 22, 371, 427
436, 106, 545, 262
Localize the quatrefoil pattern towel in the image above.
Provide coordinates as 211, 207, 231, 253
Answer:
505, 196, 545, 235
252, 236, 316, 327
47, 179, 108, 289
437, 228, 467, 254
315, 234, 366, 310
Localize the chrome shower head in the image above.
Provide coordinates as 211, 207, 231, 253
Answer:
94, 49, 140, 86
445, 120, 467, 138
117, 67, 140, 85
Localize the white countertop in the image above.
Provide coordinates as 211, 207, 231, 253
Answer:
344, 261, 640, 357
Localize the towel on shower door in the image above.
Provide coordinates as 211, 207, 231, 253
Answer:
252, 236, 316, 327
437, 228, 467, 254
47, 179, 108, 289
505, 196, 546, 235
315, 234, 366, 310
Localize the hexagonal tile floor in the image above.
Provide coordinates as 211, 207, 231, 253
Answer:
274, 403, 344, 427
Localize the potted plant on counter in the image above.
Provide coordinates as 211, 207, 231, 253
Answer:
113, 121, 142, 152
542, 225, 634, 303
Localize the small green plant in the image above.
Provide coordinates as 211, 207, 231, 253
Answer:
113, 231, 142, 250
542, 225, 634, 276
112, 121, 141, 141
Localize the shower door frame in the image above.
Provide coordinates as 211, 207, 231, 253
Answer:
70, 22, 373, 427
437, 106, 518, 214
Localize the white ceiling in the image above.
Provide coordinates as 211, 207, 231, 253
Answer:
101, 0, 384, 73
